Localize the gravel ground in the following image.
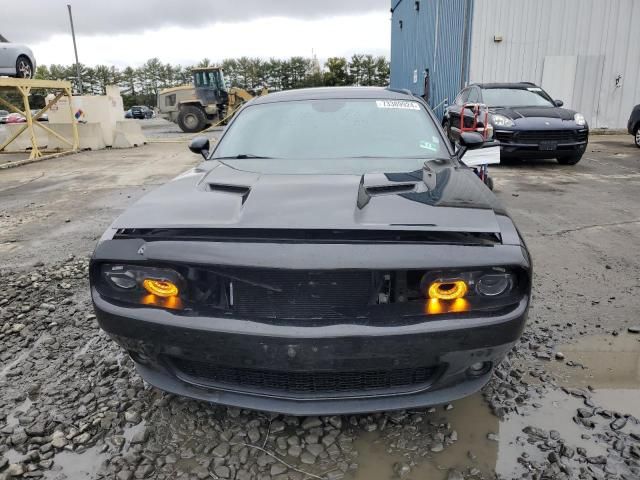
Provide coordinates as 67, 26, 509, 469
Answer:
0, 133, 639, 480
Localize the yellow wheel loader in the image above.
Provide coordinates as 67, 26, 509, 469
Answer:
157, 67, 266, 133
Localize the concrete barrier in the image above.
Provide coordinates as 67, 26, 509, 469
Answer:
112, 121, 147, 149
47, 123, 105, 151
0, 123, 49, 152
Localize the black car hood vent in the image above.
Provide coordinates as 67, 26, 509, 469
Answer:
206, 183, 251, 203
365, 183, 418, 196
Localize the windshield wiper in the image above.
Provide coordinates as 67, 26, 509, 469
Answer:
215, 154, 273, 159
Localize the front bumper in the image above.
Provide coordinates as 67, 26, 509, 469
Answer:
93, 291, 528, 415
496, 128, 588, 159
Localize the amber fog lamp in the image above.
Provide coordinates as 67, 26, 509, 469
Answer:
428, 280, 468, 300
143, 279, 179, 298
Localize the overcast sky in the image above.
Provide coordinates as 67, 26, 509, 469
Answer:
3, 0, 391, 67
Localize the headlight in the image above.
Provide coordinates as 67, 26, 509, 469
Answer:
574, 113, 586, 126
491, 114, 514, 128
100, 264, 184, 310
419, 268, 519, 315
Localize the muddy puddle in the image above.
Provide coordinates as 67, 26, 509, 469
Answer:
351, 332, 640, 479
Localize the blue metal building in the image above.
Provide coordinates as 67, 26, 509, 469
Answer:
390, 0, 474, 118
391, 0, 640, 129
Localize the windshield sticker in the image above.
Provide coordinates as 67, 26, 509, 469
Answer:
419, 141, 438, 152
527, 87, 543, 92
376, 100, 421, 110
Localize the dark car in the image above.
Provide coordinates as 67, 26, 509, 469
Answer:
0, 109, 8, 124
628, 104, 640, 148
444, 82, 589, 165
130, 105, 153, 119
90, 87, 531, 415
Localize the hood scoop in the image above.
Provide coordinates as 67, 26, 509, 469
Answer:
206, 183, 252, 203
357, 167, 436, 209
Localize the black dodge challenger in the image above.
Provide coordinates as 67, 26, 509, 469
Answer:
444, 82, 589, 165
91, 87, 532, 415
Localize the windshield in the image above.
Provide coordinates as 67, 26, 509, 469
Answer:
482, 87, 554, 108
212, 99, 448, 167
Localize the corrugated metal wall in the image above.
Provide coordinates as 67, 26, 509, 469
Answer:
390, 0, 473, 118
469, 0, 640, 129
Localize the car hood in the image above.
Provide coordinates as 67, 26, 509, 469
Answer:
112, 160, 505, 234
491, 106, 577, 121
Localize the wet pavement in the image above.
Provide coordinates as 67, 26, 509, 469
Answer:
0, 134, 639, 479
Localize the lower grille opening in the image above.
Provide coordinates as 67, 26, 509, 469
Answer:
168, 357, 438, 396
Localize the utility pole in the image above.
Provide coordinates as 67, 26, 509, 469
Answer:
67, 4, 82, 94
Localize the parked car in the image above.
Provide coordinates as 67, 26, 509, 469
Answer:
124, 109, 133, 119
628, 104, 640, 148
444, 82, 589, 165
90, 87, 532, 415
0, 109, 9, 124
5, 112, 25, 123
130, 105, 153, 119
0, 40, 36, 78
31, 109, 48, 122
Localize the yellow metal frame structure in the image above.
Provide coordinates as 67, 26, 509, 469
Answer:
0, 78, 79, 161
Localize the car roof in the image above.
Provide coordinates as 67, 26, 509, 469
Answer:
471, 82, 539, 90
251, 87, 416, 105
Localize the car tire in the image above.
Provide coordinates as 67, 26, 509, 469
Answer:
485, 176, 494, 191
634, 126, 640, 148
177, 105, 207, 133
16, 56, 33, 79
557, 153, 583, 166
442, 120, 454, 146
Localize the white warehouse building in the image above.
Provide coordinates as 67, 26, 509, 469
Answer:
390, 0, 640, 129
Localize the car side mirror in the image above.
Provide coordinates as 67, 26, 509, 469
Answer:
189, 136, 210, 159
459, 132, 485, 150
554, 99, 564, 107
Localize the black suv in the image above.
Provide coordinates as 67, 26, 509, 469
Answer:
130, 105, 153, 119
444, 82, 589, 165
628, 104, 640, 148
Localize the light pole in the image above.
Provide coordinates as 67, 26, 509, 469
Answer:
67, 4, 82, 94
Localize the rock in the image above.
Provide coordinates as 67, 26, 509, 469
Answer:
447, 470, 464, 480
301, 417, 322, 430
610, 417, 627, 431
270, 464, 287, 476
555, 352, 565, 360
577, 408, 594, 418
6, 464, 25, 477
50, 431, 67, 448
393, 462, 411, 477
430, 443, 444, 452
536, 352, 552, 361
74, 432, 91, 444
124, 411, 141, 424
11, 324, 26, 333
134, 464, 154, 479
522, 426, 548, 440
25, 423, 46, 437
0, 458, 7, 470
628, 326, 640, 334
328, 416, 342, 429
130, 427, 148, 445
270, 420, 285, 433
487, 432, 499, 442
288, 445, 302, 457
247, 428, 260, 443
213, 466, 230, 478
212, 442, 230, 458
117, 470, 133, 480
587, 455, 607, 465
306, 443, 324, 457
300, 452, 316, 465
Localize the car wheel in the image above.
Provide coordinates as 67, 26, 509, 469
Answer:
485, 176, 494, 191
16, 56, 33, 79
442, 120, 455, 146
557, 153, 583, 166
177, 105, 207, 133
635, 127, 640, 148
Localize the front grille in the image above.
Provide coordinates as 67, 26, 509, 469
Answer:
169, 357, 438, 395
498, 129, 587, 144
227, 269, 376, 320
